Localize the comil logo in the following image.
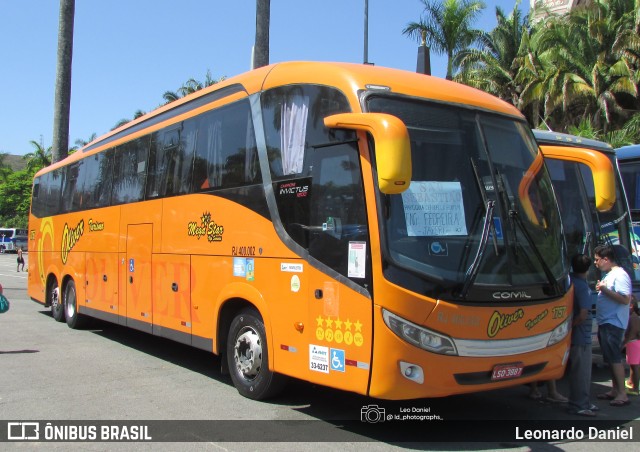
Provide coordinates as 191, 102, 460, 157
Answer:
8, 422, 40, 440
492, 291, 531, 300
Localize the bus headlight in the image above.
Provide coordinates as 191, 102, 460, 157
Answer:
382, 309, 457, 355
547, 316, 571, 347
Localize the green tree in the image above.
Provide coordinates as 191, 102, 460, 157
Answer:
403, 0, 486, 80
51, 0, 75, 163
520, 0, 637, 132
455, 1, 528, 106
74, 133, 97, 149
23, 140, 52, 173
0, 168, 34, 228
111, 110, 146, 131
0, 153, 13, 183
162, 71, 226, 105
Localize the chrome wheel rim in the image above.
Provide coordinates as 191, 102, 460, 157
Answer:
65, 286, 76, 318
233, 326, 262, 381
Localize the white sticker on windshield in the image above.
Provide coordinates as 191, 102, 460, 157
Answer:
401, 181, 467, 236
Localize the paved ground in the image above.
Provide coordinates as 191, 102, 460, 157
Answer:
0, 251, 638, 450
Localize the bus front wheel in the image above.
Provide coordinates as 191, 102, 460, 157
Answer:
226, 308, 285, 400
64, 280, 87, 329
49, 279, 64, 323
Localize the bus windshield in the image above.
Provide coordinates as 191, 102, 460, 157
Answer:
368, 96, 565, 300
0, 229, 18, 238
546, 152, 640, 289
618, 144, 640, 227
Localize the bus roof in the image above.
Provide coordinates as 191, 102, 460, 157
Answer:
533, 129, 613, 153
616, 144, 640, 160
38, 61, 523, 177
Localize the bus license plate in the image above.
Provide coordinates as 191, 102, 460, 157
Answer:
491, 363, 523, 381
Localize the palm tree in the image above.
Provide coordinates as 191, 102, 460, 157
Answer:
74, 133, 98, 149
162, 71, 226, 105
162, 91, 181, 104
23, 140, 52, 173
254, 0, 270, 69
455, 2, 528, 106
523, 0, 637, 132
403, 0, 486, 80
51, 0, 75, 163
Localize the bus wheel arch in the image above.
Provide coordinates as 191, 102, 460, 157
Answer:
223, 302, 286, 400
217, 298, 253, 364
47, 275, 64, 322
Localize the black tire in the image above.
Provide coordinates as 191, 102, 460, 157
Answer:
64, 280, 87, 329
226, 308, 286, 400
49, 279, 65, 323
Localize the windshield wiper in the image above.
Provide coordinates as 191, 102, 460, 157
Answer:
470, 158, 499, 256
460, 200, 495, 299
510, 210, 562, 295
582, 231, 592, 255
581, 209, 591, 254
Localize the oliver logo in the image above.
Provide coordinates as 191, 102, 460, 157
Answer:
61, 219, 85, 264
487, 308, 524, 338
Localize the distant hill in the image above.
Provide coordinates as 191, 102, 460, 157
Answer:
2, 154, 27, 172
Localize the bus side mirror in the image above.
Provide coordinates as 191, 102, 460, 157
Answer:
540, 145, 616, 212
324, 113, 411, 194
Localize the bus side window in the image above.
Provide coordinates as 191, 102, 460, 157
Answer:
93, 150, 114, 207
31, 178, 42, 217
61, 162, 81, 213
112, 137, 149, 204
43, 169, 63, 216
158, 128, 180, 197
192, 99, 259, 192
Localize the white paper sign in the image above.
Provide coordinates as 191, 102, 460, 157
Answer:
401, 181, 467, 236
348, 242, 366, 278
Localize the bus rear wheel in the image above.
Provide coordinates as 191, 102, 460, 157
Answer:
49, 279, 64, 322
64, 280, 87, 329
226, 308, 285, 400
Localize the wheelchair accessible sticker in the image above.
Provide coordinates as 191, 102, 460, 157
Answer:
330, 348, 345, 372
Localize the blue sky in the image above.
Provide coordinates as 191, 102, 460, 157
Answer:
0, 0, 529, 156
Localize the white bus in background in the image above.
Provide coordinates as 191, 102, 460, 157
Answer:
0, 228, 28, 253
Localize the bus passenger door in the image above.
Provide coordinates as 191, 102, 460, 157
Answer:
303, 141, 373, 394
126, 224, 153, 333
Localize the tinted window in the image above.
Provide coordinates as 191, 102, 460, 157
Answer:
61, 161, 82, 213
262, 85, 367, 284
39, 170, 63, 217
192, 99, 259, 191
112, 137, 149, 204
83, 151, 114, 209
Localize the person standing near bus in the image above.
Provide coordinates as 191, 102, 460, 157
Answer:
624, 299, 640, 396
567, 253, 597, 416
16, 247, 24, 272
594, 244, 632, 406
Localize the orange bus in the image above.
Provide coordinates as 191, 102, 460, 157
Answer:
535, 130, 638, 350
29, 62, 575, 401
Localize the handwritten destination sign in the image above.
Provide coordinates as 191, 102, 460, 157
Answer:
401, 181, 467, 236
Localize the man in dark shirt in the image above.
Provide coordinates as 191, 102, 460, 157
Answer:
567, 254, 596, 416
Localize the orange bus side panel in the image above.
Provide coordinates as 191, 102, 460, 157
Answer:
152, 254, 191, 337
85, 251, 119, 315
